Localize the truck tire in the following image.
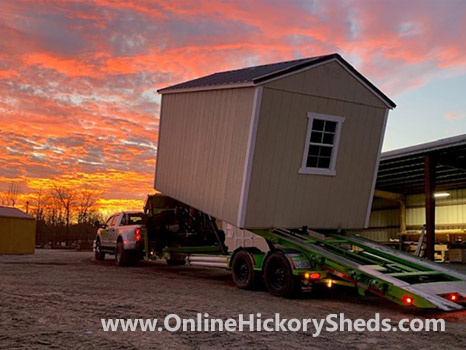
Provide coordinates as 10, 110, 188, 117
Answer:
263, 252, 299, 298
231, 250, 259, 290
115, 241, 131, 266
95, 239, 105, 261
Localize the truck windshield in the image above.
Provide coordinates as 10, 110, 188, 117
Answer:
126, 214, 145, 225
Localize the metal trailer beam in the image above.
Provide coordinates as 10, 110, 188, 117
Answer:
251, 228, 466, 311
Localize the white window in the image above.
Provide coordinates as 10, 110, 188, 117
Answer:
299, 112, 345, 176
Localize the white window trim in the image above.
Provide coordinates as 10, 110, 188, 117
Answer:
299, 112, 345, 176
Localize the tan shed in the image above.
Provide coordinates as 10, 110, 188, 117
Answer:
156, 54, 395, 230
0, 206, 36, 254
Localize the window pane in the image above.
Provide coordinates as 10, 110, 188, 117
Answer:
324, 121, 337, 133
312, 119, 325, 131
317, 157, 331, 169
306, 156, 318, 168
322, 132, 335, 145
320, 146, 333, 157
308, 145, 320, 156
310, 131, 323, 143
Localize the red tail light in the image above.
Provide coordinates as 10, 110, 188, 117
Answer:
402, 295, 413, 305
446, 293, 460, 302
135, 228, 141, 241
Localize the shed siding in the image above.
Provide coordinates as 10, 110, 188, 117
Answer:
155, 88, 255, 224
264, 61, 387, 109
0, 217, 35, 254
244, 68, 387, 228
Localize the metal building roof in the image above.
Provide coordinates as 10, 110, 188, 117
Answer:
0, 206, 35, 220
158, 53, 396, 108
376, 134, 466, 193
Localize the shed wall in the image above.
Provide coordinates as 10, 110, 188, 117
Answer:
0, 217, 35, 254
155, 88, 256, 224
244, 63, 387, 229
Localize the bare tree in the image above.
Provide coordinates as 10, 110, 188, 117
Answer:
32, 189, 45, 220
76, 189, 100, 224
0, 183, 20, 207
52, 185, 77, 244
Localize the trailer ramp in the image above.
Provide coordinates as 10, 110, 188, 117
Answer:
252, 229, 466, 311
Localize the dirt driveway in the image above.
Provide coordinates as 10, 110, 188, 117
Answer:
1, 250, 465, 349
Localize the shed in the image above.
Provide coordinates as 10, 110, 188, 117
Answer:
0, 206, 36, 254
155, 53, 395, 229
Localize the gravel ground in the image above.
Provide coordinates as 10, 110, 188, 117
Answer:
1, 249, 465, 349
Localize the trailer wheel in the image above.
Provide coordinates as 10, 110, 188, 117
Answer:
264, 252, 299, 298
95, 239, 105, 261
232, 250, 258, 290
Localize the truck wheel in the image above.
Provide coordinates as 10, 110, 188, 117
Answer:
263, 252, 299, 298
232, 250, 259, 290
115, 241, 130, 266
95, 239, 105, 261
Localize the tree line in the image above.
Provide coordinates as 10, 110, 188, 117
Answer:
1, 182, 104, 248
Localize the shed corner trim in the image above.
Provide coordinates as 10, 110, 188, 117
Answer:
365, 108, 390, 228
237, 86, 264, 227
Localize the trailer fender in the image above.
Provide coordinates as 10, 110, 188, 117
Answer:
229, 247, 264, 270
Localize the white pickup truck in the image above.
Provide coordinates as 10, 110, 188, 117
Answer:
94, 211, 146, 266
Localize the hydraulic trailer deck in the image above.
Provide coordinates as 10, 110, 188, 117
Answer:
143, 197, 466, 311
146, 228, 466, 312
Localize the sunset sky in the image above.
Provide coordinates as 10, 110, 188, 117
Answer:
1, 0, 466, 213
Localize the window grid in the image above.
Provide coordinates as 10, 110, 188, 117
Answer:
306, 119, 337, 169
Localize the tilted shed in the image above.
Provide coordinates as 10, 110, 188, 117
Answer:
155, 53, 395, 230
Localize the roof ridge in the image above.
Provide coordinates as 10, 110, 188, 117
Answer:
210, 56, 321, 75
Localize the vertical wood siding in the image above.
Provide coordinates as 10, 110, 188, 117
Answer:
155, 88, 255, 224
244, 62, 388, 229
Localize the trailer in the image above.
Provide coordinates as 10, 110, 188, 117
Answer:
145, 54, 466, 311
144, 194, 466, 311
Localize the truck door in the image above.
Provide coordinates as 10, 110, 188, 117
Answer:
100, 215, 114, 247
108, 213, 122, 245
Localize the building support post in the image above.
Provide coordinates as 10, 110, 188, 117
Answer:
399, 199, 406, 233
424, 153, 436, 261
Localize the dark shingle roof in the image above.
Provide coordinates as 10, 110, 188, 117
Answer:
158, 53, 395, 108
0, 206, 35, 220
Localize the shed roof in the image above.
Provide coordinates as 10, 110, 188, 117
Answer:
158, 53, 396, 108
0, 206, 35, 220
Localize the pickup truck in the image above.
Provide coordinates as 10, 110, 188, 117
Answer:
94, 211, 146, 266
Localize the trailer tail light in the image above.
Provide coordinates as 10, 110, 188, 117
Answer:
402, 295, 413, 305
304, 272, 321, 280
327, 279, 333, 288
135, 228, 141, 241
446, 293, 460, 302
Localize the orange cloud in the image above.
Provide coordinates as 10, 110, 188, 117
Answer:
1, 0, 466, 215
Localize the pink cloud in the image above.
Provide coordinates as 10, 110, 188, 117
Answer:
444, 112, 464, 120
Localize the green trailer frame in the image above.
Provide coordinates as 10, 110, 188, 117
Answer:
143, 196, 466, 311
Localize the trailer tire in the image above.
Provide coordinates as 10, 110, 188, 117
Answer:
232, 250, 259, 290
263, 252, 299, 298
